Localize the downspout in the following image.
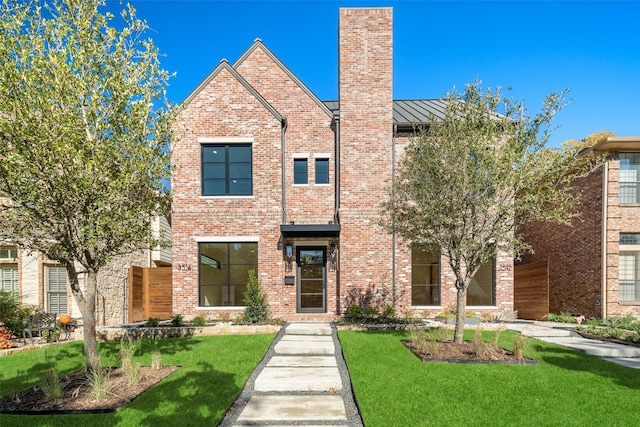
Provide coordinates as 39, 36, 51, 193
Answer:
333, 112, 340, 223
392, 124, 397, 306
281, 117, 288, 224
601, 161, 608, 319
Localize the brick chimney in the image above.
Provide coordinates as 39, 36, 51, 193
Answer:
337, 8, 394, 300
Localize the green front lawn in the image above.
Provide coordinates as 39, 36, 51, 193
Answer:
0, 334, 274, 426
339, 329, 640, 427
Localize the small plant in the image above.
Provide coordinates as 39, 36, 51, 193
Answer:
86, 356, 111, 402
473, 324, 489, 357
41, 367, 63, 400
151, 351, 163, 370
120, 336, 137, 369
437, 326, 450, 342
364, 305, 379, 319
241, 270, 270, 324
217, 311, 231, 322
347, 304, 363, 320
626, 333, 640, 343
492, 324, 506, 346
604, 327, 623, 339
191, 314, 208, 327
513, 333, 527, 360
0, 322, 16, 349
126, 361, 142, 385
382, 304, 396, 320
171, 314, 184, 327
547, 312, 577, 323
145, 317, 160, 327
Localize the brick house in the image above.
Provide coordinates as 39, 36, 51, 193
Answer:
518, 136, 640, 319
171, 7, 515, 321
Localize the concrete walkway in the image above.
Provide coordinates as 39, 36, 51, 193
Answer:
218, 322, 364, 427
505, 321, 640, 369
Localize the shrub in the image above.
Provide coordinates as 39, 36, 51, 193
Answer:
86, 356, 111, 402
171, 314, 184, 327
145, 317, 159, 327
41, 368, 63, 400
241, 270, 270, 324
513, 333, 527, 359
0, 290, 35, 336
347, 304, 363, 320
151, 351, 163, 370
191, 315, 208, 327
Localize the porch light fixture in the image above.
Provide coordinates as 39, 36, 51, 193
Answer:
329, 243, 338, 272
285, 244, 293, 272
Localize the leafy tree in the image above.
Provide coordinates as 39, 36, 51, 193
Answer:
382, 81, 599, 342
0, 0, 174, 370
563, 130, 616, 150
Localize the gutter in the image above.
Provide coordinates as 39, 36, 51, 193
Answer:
392, 124, 397, 306
333, 112, 340, 224
601, 162, 608, 319
281, 117, 288, 224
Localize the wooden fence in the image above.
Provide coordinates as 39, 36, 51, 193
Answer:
128, 266, 172, 323
514, 260, 549, 320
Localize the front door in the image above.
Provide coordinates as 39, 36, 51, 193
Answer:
296, 247, 326, 313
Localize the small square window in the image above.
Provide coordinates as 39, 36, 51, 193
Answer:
294, 158, 308, 185
315, 158, 329, 184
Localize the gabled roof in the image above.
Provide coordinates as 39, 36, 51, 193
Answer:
234, 39, 333, 119
323, 99, 449, 128
181, 59, 283, 122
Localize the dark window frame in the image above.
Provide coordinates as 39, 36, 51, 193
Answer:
201, 144, 253, 196
467, 259, 496, 306
411, 247, 440, 306
315, 158, 330, 185
294, 158, 308, 185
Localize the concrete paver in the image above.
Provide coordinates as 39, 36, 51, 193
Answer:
274, 339, 335, 355
255, 366, 343, 391
236, 395, 347, 423
267, 355, 337, 367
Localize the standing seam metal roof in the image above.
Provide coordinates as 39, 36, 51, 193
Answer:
322, 99, 449, 127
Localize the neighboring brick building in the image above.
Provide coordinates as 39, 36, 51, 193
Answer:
519, 136, 640, 319
171, 7, 515, 321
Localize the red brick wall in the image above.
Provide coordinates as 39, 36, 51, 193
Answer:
337, 8, 395, 314
519, 165, 604, 318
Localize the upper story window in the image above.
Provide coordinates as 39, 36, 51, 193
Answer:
294, 158, 308, 185
619, 153, 640, 204
315, 158, 329, 184
201, 144, 252, 196
0, 248, 17, 259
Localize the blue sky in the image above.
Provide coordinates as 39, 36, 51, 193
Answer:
107, 0, 640, 147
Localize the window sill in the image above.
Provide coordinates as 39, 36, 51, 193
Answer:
619, 302, 640, 306
197, 306, 245, 311
314, 184, 330, 187
292, 184, 309, 187
466, 306, 497, 309
199, 195, 254, 199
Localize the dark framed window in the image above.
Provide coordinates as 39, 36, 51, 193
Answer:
1, 265, 18, 296
199, 242, 258, 306
315, 158, 329, 184
411, 247, 440, 305
201, 144, 252, 196
620, 153, 640, 204
467, 260, 495, 306
294, 158, 308, 184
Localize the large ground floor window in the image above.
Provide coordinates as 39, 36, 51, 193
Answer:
467, 260, 495, 306
199, 242, 258, 306
619, 234, 640, 302
411, 247, 440, 306
47, 266, 68, 314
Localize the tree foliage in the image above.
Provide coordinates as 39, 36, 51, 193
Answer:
382, 81, 600, 342
563, 130, 616, 150
0, 0, 174, 369
242, 270, 270, 324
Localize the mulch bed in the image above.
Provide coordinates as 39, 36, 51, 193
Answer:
403, 340, 537, 365
0, 365, 179, 415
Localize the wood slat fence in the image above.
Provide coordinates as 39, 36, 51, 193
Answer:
128, 266, 172, 323
514, 260, 549, 320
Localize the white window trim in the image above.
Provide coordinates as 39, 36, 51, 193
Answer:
193, 236, 260, 242
292, 153, 309, 159
198, 137, 254, 144
314, 153, 332, 159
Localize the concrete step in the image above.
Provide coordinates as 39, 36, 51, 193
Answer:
267, 356, 337, 367
285, 322, 332, 336
280, 334, 333, 342
254, 366, 343, 392
235, 395, 348, 424
274, 339, 335, 355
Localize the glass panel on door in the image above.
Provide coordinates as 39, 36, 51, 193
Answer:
297, 248, 326, 312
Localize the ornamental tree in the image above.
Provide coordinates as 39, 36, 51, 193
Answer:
0, 0, 174, 370
382, 81, 599, 342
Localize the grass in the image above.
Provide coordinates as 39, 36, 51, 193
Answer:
0, 333, 274, 426
339, 329, 640, 427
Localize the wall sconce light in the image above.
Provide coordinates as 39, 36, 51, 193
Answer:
329, 243, 338, 272
277, 236, 283, 251
285, 244, 293, 272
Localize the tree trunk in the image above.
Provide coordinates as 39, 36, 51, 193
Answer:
454, 285, 468, 343
68, 264, 100, 373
